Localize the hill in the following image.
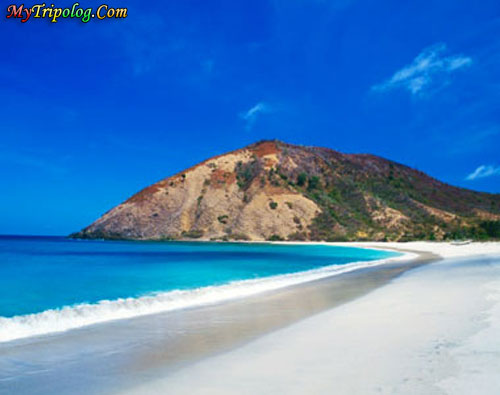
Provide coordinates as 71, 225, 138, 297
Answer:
71, 140, 500, 242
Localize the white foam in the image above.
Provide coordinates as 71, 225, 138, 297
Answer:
0, 252, 413, 343
120, 254, 500, 395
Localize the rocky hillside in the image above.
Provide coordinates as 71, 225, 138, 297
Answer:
71, 140, 500, 242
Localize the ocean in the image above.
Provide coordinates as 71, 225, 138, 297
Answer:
0, 236, 401, 342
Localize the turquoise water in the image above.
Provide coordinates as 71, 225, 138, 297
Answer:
0, 236, 400, 341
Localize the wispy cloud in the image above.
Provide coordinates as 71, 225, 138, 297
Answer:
240, 102, 272, 130
372, 43, 472, 95
466, 165, 500, 181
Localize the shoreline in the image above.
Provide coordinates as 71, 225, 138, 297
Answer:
0, 244, 433, 395
0, 243, 406, 343
4, 242, 500, 394
120, 242, 500, 395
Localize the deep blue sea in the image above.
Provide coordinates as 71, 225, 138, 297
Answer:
0, 236, 400, 341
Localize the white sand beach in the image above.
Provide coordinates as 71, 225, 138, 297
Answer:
121, 242, 500, 395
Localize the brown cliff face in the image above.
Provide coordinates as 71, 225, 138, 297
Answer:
71, 140, 500, 241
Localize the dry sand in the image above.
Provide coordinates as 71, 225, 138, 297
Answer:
120, 242, 500, 395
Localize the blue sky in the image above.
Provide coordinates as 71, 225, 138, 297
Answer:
1, 0, 499, 235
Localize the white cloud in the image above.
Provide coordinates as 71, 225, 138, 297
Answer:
466, 165, 500, 181
373, 43, 472, 95
240, 102, 271, 130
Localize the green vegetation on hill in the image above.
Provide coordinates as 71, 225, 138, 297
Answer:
71, 140, 500, 242
264, 141, 500, 242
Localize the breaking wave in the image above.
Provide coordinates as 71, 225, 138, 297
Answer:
0, 252, 413, 343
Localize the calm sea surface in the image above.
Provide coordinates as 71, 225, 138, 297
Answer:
0, 236, 400, 342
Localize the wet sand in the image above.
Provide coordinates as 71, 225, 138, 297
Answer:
120, 248, 436, 375
128, 251, 500, 395
0, 247, 433, 395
